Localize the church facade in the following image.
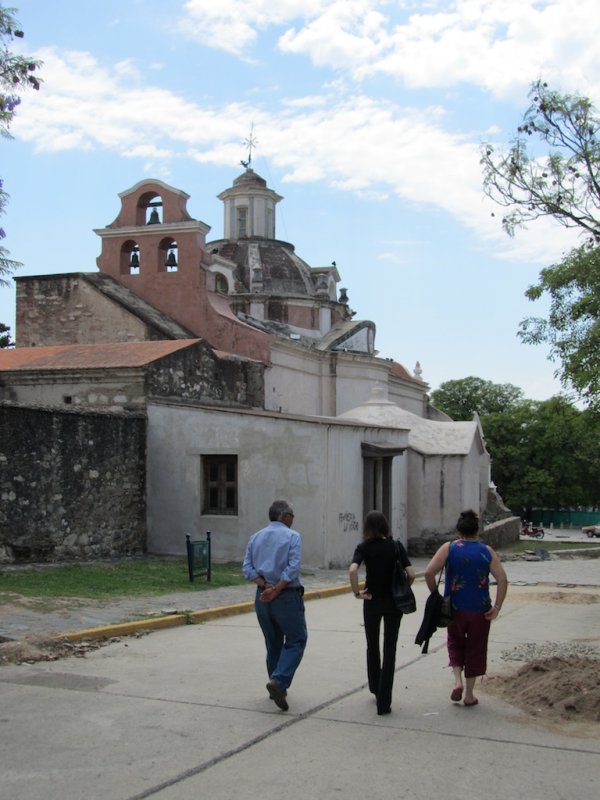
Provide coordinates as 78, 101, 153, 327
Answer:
0, 168, 491, 565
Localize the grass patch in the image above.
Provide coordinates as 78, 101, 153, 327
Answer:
499, 540, 600, 554
0, 559, 246, 601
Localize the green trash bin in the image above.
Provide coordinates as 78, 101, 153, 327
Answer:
186, 532, 212, 582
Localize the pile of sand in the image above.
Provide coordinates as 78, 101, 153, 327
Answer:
488, 654, 600, 723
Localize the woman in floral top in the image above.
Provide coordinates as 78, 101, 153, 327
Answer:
424, 510, 508, 706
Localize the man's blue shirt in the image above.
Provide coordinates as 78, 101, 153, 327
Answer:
242, 521, 302, 586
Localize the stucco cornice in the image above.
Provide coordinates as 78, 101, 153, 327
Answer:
94, 220, 210, 238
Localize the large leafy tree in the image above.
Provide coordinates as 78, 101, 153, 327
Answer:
481, 402, 553, 510
431, 376, 524, 421
483, 395, 600, 510
481, 80, 600, 406
0, 5, 41, 304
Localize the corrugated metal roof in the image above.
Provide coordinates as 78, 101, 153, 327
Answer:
0, 340, 202, 371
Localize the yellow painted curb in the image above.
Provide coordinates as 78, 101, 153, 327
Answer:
53, 583, 352, 643
56, 614, 188, 642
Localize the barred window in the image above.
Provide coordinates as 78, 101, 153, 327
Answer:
202, 455, 238, 515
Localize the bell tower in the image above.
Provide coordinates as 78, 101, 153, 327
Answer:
95, 178, 210, 281
94, 178, 273, 361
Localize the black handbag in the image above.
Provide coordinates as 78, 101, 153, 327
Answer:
391, 540, 416, 614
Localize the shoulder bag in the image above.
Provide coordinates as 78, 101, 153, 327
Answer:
391, 539, 417, 614
436, 562, 453, 627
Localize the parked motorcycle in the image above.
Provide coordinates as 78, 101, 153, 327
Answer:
521, 520, 545, 539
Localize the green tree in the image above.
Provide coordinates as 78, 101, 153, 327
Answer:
431, 376, 524, 421
1, 4, 42, 289
481, 80, 600, 406
519, 244, 600, 406
482, 396, 600, 510
481, 80, 600, 241
433, 376, 600, 510
0, 176, 21, 285
0, 320, 12, 347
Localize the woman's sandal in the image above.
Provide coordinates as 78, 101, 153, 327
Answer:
450, 686, 463, 702
463, 698, 479, 707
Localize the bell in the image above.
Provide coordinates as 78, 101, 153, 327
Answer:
129, 251, 139, 268
165, 249, 178, 269
147, 208, 160, 225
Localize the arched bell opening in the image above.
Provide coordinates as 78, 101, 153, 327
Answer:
121, 240, 141, 275
215, 272, 229, 294
159, 238, 178, 273
136, 191, 164, 226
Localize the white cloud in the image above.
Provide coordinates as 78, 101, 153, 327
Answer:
11, 45, 581, 267
178, 0, 600, 101
179, 0, 332, 55
14, 48, 248, 154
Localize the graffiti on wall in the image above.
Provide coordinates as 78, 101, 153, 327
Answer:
339, 512, 359, 532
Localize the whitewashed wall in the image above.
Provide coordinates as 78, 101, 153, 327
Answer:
0, 371, 145, 410
265, 341, 425, 418
406, 441, 490, 536
146, 401, 408, 568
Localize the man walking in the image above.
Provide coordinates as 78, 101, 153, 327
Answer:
242, 500, 308, 711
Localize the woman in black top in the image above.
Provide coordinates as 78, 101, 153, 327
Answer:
349, 511, 415, 715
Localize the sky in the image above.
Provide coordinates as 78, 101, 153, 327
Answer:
2, 0, 600, 401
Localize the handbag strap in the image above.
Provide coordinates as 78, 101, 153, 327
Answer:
436, 565, 445, 589
437, 540, 454, 589
394, 538, 406, 566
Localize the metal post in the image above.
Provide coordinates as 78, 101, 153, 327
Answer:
186, 533, 194, 582
206, 531, 212, 582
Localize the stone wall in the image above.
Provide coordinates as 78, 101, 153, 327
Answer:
15, 274, 154, 347
407, 516, 520, 557
0, 404, 146, 562
147, 343, 264, 408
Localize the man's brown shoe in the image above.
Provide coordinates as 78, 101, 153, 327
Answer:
266, 680, 289, 711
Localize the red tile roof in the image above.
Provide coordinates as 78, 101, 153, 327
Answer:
389, 360, 415, 382
0, 340, 202, 371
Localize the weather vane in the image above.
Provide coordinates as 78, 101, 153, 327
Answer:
240, 123, 257, 168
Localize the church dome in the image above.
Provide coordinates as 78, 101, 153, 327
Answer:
232, 169, 267, 189
212, 240, 313, 295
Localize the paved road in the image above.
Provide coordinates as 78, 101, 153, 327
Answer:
1, 562, 599, 800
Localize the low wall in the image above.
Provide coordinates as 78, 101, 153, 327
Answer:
407, 516, 520, 557
480, 516, 521, 549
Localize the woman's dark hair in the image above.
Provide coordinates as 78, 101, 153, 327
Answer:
456, 509, 479, 537
363, 510, 391, 541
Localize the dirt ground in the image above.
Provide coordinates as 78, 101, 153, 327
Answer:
0, 634, 120, 665
485, 585, 600, 726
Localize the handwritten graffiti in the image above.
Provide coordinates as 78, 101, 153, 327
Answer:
339, 512, 359, 532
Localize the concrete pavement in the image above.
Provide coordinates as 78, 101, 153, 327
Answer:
1, 555, 599, 800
